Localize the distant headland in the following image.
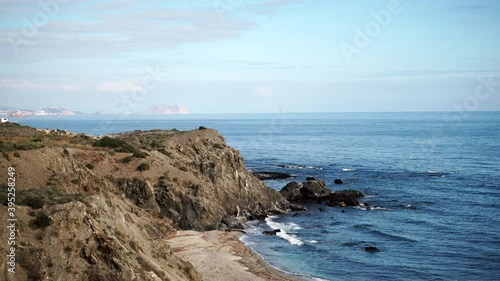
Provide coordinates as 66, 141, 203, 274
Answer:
1, 104, 189, 117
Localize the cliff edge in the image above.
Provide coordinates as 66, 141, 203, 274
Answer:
0, 123, 290, 280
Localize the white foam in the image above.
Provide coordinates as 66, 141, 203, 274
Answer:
342, 168, 355, 172
265, 216, 304, 246
307, 240, 318, 244
355, 206, 391, 211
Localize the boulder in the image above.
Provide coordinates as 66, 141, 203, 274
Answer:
263, 229, 281, 236
327, 190, 364, 207
306, 177, 316, 181
300, 180, 331, 200
289, 203, 308, 212
280, 180, 331, 202
253, 171, 293, 180
365, 246, 380, 253
280, 181, 304, 201
334, 179, 344, 184
220, 216, 244, 230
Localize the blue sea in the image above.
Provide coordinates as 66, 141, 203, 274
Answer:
10, 112, 500, 281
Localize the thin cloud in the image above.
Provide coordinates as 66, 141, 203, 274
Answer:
95, 81, 142, 93
0, 79, 82, 91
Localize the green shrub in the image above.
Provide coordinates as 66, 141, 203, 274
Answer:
179, 166, 188, 172
122, 156, 133, 163
25, 197, 44, 209
32, 214, 51, 229
132, 151, 149, 158
198, 126, 207, 130
63, 148, 70, 156
85, 163, 95, 170
13, 152, 21, 158
158, 148, 171, 157
213, 143, 223, 149
93, 136, 127, 148
137, 163, 150, 171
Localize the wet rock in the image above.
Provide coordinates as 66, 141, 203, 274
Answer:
300, 180, 331, 200
327, 190, 364, 207
334, 179, 343, 184
306, 177, 316, 181
280, 180, 331, 202
319, 208, 327, 212
263, 229, 281, 236
365, 246, 380, 253
289, 203, 308, 212
253, 172, 293, 180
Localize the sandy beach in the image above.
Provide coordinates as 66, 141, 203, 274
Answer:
166, 230, 303, 281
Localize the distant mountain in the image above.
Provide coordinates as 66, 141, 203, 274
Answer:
1, 107, 83, 117
136, 104, 189, 115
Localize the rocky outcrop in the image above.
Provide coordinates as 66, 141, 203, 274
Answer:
139, 129, 290, 230
327, 190, 364, 207
280, 179, 363, 207
253, 171, 293, 180
280, 179, 330, 202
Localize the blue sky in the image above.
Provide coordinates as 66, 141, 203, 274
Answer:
1, 0, 499, 113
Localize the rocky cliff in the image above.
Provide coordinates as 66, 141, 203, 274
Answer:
0, 123, 290, 280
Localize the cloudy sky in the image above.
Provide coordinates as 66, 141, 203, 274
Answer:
1, 0, 499, 114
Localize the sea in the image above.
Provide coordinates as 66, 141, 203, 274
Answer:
8, 112, 500, 281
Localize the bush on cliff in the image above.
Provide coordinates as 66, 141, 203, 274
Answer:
137, 163, 150, 171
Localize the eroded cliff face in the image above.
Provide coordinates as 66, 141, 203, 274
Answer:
0, 123, 289, 280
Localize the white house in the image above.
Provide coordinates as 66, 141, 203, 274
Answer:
1, 118, 8, 123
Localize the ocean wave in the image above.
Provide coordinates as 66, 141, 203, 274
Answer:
342, 168, 356, 172
265, 216, 304, 246
355, 206, 391, 211
278, 164, 323, 170
353, 224, 417, 242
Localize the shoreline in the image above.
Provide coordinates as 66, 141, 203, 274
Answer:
166, 230, 304, 281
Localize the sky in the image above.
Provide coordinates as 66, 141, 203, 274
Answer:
1, 0, 499, 114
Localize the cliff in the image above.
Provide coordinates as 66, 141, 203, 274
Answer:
0, 123, 290, 280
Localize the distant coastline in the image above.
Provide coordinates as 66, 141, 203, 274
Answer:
1, 104, 188, 117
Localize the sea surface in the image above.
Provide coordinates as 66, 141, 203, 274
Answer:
9, 112, 500, 281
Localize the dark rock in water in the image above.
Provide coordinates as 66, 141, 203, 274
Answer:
365, 246, 380, 253
253, 171, 293, 180
319, 208, 327, 212
289, 203, 308, 211
327, 190, 364, 207
280, 181, 304, 201
263, 229, 281, 236
306, 177, 316, 181
334, 179, 344, 184
300, 180, 331, 200
280, 179, 331, 202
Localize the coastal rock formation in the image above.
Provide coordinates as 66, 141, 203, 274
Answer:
253, 171, 293, 180
280, 178, 363, 207
0, 122, 290, 280
279, 179, 330, 202
327, 190, 364, 207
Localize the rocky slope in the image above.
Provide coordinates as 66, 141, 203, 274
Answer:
0, 123, 290, 280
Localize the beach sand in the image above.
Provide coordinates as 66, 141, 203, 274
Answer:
167, 230, 302, 281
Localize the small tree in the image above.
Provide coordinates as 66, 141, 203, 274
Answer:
137, 163, 150, 171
